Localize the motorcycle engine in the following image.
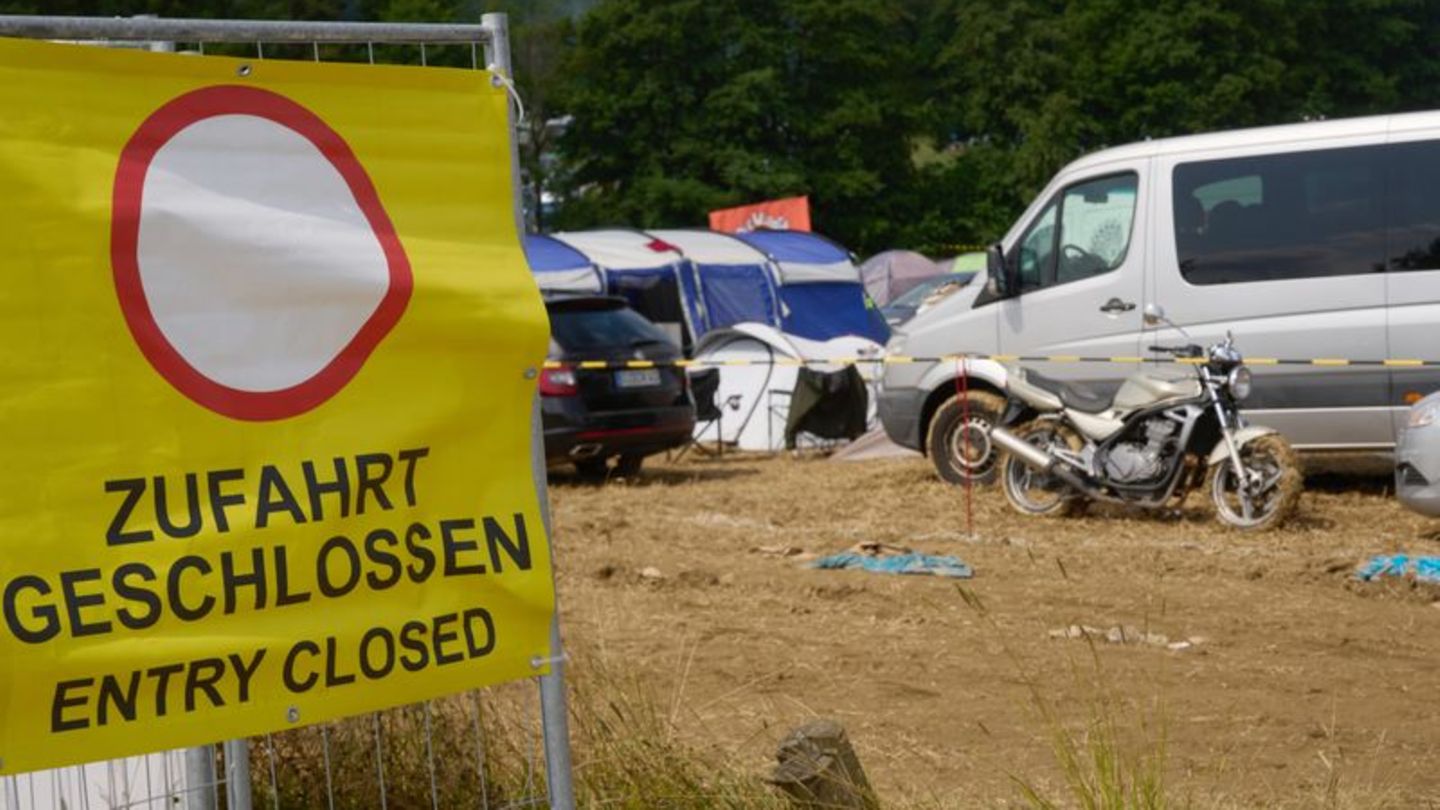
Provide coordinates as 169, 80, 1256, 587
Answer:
1102, 418, 1177, 483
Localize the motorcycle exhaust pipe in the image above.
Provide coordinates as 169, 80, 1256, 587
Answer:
991, 425, 1095, 496
989, 425, 1055, 472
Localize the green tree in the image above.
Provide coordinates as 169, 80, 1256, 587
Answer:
549, 0, 926, 252
932, 0, 1440, 199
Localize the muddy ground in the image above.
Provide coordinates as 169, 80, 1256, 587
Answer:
547, 453, 1440, 807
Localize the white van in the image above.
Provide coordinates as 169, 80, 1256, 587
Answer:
879, 111, 1440, 484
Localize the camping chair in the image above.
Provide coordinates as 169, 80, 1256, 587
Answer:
675, 367, 727, 459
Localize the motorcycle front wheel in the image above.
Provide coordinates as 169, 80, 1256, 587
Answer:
1000, 421, 1087, 518
1208, 434, 1301, 531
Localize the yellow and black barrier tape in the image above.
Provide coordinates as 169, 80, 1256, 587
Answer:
540, 355, 1440, 371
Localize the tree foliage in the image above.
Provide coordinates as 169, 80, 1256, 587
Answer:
549, 0, 925, 251
935, 0, 1440, 192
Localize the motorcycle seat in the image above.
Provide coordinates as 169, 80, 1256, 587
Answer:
1022, 370, 1113, 414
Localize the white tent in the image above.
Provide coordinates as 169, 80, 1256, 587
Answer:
692, 323, 884, 451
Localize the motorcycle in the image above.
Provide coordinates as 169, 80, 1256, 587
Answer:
987, 332, 1301, 530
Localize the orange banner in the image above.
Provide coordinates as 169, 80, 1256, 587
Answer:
708, 195, 811, 233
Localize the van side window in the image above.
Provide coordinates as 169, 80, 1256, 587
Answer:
1017, 202, 1056, 291
1012, 172, 1138, 292
1173, 146, 1386, 284
1388, 140, 1440, 272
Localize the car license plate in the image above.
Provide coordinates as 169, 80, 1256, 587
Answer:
615, 368, 661, 388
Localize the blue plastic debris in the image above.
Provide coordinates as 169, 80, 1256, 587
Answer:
1355, 554, 1440, 584
811, 552, 974, 579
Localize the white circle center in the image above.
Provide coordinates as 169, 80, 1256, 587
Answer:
137, 114, 390, 393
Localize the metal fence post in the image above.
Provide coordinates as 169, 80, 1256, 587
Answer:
531, 401, 577, 810
224, 738, 253, 810
479, 12, 510, 92
488, 11, 578, 806
481, 11, 523, 241
183, 746, 217, 810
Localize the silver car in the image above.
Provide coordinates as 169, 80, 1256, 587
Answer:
1397, 391, 1440, 517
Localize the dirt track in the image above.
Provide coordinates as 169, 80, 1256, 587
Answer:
548, 454, 1440, 807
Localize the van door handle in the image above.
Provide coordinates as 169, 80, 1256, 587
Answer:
1100, 298, 1136, 314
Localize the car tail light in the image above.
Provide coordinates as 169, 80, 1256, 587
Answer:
538, 368, 578, 396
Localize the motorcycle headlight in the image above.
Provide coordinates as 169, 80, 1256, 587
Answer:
1227, 366, 1252, 401
1410, 402, 1440, 428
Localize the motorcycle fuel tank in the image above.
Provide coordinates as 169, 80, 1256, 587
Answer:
1112, 372, 1202, 411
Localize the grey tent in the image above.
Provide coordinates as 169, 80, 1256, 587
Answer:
858, 250, 941, 306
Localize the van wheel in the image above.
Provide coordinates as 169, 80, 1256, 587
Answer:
927, 391, 1006, 486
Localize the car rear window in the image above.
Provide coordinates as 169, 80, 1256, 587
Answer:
549, 306, 674, 352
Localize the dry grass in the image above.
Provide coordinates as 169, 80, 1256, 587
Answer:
254, 659, 787, 809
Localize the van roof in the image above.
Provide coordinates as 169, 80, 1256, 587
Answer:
1062, 109, 1440, 173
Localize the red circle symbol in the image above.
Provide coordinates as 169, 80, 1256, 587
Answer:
111, 85, 412, 421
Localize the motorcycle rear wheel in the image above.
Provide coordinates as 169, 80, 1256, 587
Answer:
1208, 433, 1301, 531
1000, 421, 1087, 518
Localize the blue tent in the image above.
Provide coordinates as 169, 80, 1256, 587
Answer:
551, 230, 706, 350
735, 230, 890, 343
522, 234, 603, 293
647, 229, 781, 332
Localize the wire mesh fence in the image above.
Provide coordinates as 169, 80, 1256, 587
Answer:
251, 679, 550, 810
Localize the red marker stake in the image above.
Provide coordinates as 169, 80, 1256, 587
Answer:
954, 356, 974, 537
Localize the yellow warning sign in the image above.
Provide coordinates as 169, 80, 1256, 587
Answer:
0, 37, 553, 773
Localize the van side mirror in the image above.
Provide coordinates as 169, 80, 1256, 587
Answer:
986, 244, 1015, 298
